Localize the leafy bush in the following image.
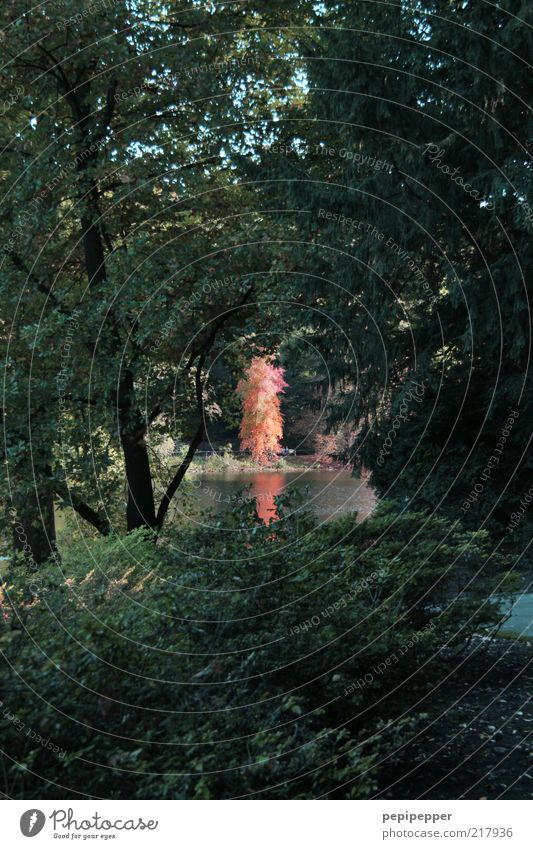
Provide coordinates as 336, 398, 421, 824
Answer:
0, 501, 512, 799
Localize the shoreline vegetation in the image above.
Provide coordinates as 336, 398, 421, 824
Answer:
169, 450, 352, 476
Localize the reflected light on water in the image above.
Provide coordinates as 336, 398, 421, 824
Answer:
250, 472, 286, 524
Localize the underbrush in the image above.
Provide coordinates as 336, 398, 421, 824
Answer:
0, 500, 515, 799
169, 445, 304, 475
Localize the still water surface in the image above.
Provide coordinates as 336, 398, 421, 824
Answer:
188, 468, 376, 524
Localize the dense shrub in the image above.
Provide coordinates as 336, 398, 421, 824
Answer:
0, 500, 513, 799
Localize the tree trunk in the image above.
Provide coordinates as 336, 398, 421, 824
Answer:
81, 213, 156, 533
118, 371, 156, 532
11, 484, 57, 566
156, 421, 204, 530
121, 423, 157, 532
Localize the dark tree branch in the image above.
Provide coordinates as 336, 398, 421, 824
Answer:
155, 421, 204, 531
36, 44, 83, 123
183, 287, 254, 373
155, 351, 208, 531
9, 252, 67, 312
148, 287, 254, 424
53, 479, 110, 536
99, 78, 118, 136
147, 405, 162, 426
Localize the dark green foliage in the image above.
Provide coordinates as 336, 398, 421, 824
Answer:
257, 0, 532, 543
0, 500, 511, 798
0, 0, 310, 544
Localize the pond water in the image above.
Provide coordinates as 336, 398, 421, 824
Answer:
186, 467, 376, 525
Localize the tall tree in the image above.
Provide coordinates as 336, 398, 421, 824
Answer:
237, 356, 287, 464
0, 0, 306, 555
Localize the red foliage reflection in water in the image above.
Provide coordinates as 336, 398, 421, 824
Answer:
251, 472, 286, 524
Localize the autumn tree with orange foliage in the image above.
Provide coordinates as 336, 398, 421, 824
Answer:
236, 357, 288, 465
